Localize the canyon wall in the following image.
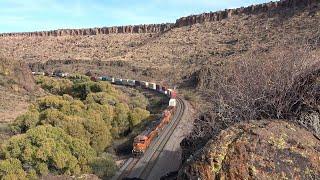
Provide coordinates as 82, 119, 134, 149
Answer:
0, 23, 174, 37
175, 0, 319, 27
0, 0, 319, 37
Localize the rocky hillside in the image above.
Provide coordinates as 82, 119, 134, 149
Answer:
0, 0, 319, 86
178, 120, 320, 179
0, 57, 36, 122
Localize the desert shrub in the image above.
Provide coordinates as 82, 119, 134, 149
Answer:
1, 125, 96, 177
35, 76, 72, 95
111, 103, 130, 137
129, 108, 150, 127
199, 47, 319, 120
69, 74, 91, 84
191, 45, 320, 149
11, 105, 39, 133
0, 158, 30, 180
130, 93, 149, 109
86, 92, 119, 106
86, 103, 115, 125
37, 95, 68, 111
90, 154, 118, 179
72, 81, 116, 100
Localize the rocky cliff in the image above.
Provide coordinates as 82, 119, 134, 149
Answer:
0, 23, 174, 37
0, 0, 319, 37
175, 0, 319, 27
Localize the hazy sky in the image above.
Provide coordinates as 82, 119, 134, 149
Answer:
0, 0, 273, 33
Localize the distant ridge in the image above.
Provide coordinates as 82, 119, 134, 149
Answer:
0, 0, 318, 37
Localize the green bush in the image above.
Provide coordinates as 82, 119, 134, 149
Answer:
111, 103, 130, 137
35, 76, 72, 95
8, 75, 153, 178
0, 158, 30, 180
129, 108, 150, 127
1, 125, 96, 177
11, 105, 39, 133
90, 154, 118, 179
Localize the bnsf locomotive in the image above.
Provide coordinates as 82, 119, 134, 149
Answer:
32, 72, 177, 155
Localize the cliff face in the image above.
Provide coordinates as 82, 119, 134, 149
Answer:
0, 0, 319, 37
0, 23, 174, 37
175, 0, 319, 27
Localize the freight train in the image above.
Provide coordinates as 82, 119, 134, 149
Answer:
32, 72, 177, 155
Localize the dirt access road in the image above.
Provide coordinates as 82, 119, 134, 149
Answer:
113, 98, 194, 180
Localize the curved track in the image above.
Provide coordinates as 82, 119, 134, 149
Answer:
112, 97, 186, 180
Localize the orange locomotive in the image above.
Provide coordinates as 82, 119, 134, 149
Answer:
132, 106, 175, 155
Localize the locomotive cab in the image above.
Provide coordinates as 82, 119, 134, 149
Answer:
132, 135, 148, 155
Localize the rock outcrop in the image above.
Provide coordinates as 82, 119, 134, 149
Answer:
178, 120, 320, 180
0, 23, 174, 37
1, 0, 319, 37
175, 0, 319, 27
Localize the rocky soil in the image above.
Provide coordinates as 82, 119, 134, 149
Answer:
178, 120, 320, 180
0, 57, 36, 122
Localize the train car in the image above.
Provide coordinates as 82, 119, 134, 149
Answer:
32, 72, 45, 76
135, 80, 141, 87
115, 78, 123, 85
156, 84, 161, 92
132, 107, 173, 155
101, 76, 109, 81
167, 89, 177, 99
148, 83, 156, 90
97, 76, 103, 81
122, 79, 129, 85
169, 99, 176, 107
128, 79, 136, 86
132, 119, 161, 155
90, 76, 98, 82
54, 72, 69, 78
141, 81, 149, 88
161, 86, 168, 95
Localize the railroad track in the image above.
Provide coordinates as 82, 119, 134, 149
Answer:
112, 97, 186, 180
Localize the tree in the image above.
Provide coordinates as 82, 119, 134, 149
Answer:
1, 125, 96, 177
0, 158, 29, 180
11, 105, 39, 133
90, 153, 118, 179
112, 103, 130, 137
129, 108, 150, 127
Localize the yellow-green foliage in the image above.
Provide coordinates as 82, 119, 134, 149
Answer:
1, 125, 96, 177
35, 75, 73, 95
0, 158, 30, 180
11, 105, 39, 133
90, 154, 118, 179
129, 108, 150, 127
6, 75, 150, 178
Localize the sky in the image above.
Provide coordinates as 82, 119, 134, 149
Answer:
0, 0, 274, 33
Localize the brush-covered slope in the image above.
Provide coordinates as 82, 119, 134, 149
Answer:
0, 0, 319, 85
0, 57, 36, 122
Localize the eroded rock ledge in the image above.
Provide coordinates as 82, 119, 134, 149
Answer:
0, 0, 318, 37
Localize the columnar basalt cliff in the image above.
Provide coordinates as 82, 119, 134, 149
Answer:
0, 23, 174, 37
175, 0, 319, 27
0, 0, 319, 37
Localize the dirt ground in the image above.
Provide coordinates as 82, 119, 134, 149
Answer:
0, 88, 29, 123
